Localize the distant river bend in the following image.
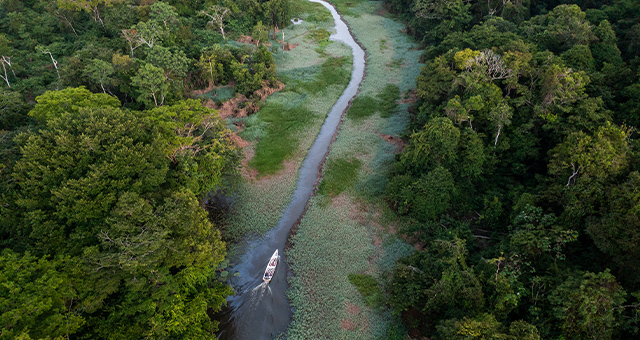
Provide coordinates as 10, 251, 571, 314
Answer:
217, 1, 365, 339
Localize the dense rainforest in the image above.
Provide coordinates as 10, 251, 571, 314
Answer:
0, 0, 294, 338
383, 0, 640, 339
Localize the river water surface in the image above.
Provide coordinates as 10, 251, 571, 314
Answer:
216, 1, 365, 338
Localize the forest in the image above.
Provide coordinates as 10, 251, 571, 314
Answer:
383, 0, 640, 339
0, 0, 293, 338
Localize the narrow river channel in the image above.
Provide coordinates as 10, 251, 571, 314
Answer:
216, 1, 365, 339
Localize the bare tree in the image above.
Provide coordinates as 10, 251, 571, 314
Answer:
121, 29, 144, 57
40, 49, 61, 79
200, 6, 230, 40
472, 50, 513, 80
0, 56, 13, 87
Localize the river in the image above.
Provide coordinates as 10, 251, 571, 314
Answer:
216, 1, 366, 338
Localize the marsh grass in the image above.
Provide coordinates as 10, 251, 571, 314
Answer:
299, 57, 351, 94
222, 5, 355, 242
377, 84, 400, 118
348, 273, 383, 308
346, 95, 378, 120
286, 1, 424, 339
317, 157, 362, 197
244, 94, 313, 174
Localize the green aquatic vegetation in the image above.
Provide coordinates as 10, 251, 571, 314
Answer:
348, 273, 384, 308
318, 157, 362, 196
248, 98, 313, 174
377, 83, 400, 118
346, 95, 378, 120
307, 28, 332, 47
299, 56, 351, 94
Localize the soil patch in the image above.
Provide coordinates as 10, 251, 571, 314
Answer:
340, 319, 356, 331
237, 35, 272, 46
399, 89, 417, 104
241, 147, 258, 180
278, 40, 299, 51
379, 133, 405, 151
200, 81, 285, 119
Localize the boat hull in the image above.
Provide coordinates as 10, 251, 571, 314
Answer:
263, 249, 279, 282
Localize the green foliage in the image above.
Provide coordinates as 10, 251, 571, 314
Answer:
248, 101, 313, 174
28, 87, 120, 122
307, 28, 331, 47
4, 89, 239, 338
131, 63, 170, 107
318, 157, 362, 197
385, 0, 640, 338
0, 250, 83, 339
348, 273, 383, 308
550, 270, 627, 340
346, 95, 378, 120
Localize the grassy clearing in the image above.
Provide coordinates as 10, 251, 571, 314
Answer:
286, 0, 423, 339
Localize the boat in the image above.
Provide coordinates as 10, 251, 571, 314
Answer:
263, 249, 278, 282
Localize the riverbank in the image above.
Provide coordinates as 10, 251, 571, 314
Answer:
285, 0, 423, 338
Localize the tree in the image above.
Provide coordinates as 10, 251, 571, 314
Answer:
131, 63, 169, 107
550, 270, 626, 340
149, 1, 179, 28
200, 6, 230, 40
28, 86, 120, 122
252, 21, 268, 46
56, 0, 123, 25
0, 34, 14, 88
36, 46, 61, 80
82, 59, 114, 93
0, 250, 84, 339
146, 46, 189, 80
586, 172, 640, 282
548, 122, 631, 186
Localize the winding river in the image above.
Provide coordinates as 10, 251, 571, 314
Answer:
217, 1, 365, 339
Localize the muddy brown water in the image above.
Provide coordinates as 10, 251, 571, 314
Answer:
216, 1, 365, 339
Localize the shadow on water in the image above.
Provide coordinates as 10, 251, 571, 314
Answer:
216, 1, 365, 339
